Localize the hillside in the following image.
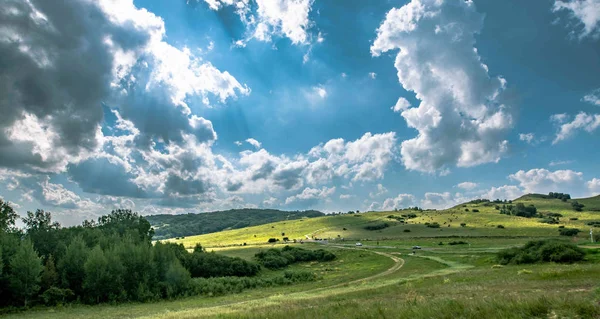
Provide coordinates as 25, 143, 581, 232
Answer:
147, 208, 324, 239
167, 194, 600, 248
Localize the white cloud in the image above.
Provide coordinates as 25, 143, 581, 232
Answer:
583, 88, 600, 106
371, 0, 512, 173
519, 133, 535, 144
381, 194, 415, 210
421, 192, 455, 209
205, 0, 316, 45
549, 160, 574, 166
369, 72, 377, 79
456, 182, 478, 191
234, 141, 243, 146
339, 194, 354, 199
509, 168, 584, 194
482, 185, 524, 201
285, 186, 335, 205
246, 138, 262, 149
308, 132, 397, 182
553, 0, 600, 38
550, 113, 569, 124
313, 85, 327, 99
262, 196, 278, 207
552, 112, 600, 143
391, 97, 411, 113
587, 178, 600, 196
369, 184, 388, 198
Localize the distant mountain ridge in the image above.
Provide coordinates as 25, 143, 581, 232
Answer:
147, 208, 324, 240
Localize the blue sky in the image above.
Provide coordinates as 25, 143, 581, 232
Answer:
0, 0, 599, 225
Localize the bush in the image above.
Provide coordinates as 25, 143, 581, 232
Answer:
403, 229, 411, 233
41, 287, 74, 306
587, 221, 600, 227
364, 223, 389, 231
465, 208, 469, 212
497, 225, 505, 229
448, 241, 468, 245
539, 218, 559, 225
570, 217, 579, 221
497, 239, 585, 265
472, 209, 479, 213
572, 201, 585, 212
460, 223, 467, 227
426, 222, 440, 228
255, 246, 336, 270
267, 238, 277, 243
559, 228, 580, 236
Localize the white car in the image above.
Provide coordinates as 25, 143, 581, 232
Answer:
355, 242, 363, 246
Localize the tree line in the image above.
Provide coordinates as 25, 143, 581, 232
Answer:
0, 200, 266, 308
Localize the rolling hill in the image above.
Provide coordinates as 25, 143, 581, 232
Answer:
164, 193, 600, 248
147, 208, 324, 239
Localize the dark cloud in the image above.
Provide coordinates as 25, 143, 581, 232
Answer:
67, 157, 149, 198
0, 0, 151, 171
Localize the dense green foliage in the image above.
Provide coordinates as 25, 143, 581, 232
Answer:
363, 222, 390, 231
255, 246, 336, 270
147, 209, 324, 239
0, 204, 268, 308
547, 192, 571, 201
497, 239, 586, 264
499, 203, 538, 218
571, 201, 585, 212
559, 228, 580, 236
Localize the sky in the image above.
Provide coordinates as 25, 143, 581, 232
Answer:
0, 0, 599, 226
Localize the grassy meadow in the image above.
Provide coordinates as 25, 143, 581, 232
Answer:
8, 195, 600, 318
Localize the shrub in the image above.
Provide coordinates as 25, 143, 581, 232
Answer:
403, 229, 411, 233
559, 228, 580, 236
448, 241, 468, 245
587, 221, 600, 227
426, 222, 440, 228
460, 223, 467, 227
497, 225, 505, 229
558, 225, 565, 229
572, 201, 585, 212
539, 218, 559, 225
570, 217, 579, 221
497, 239, 585, 264
267, 238, 277, 243
465, 208, 469, 212
41, 287, 75, 306
364, 223, 389, 231
255, 246, 336, 270
472, 209, 479, 213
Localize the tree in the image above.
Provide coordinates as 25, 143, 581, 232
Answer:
83, 246, 124, 303
41, 255, 58, 291
0, 199, 18, 233
193, 243, 204, 254
164, 262, 191, 298
58, 236, 88, 295
571, 201, 584, 212
9, 240, 43, 307
22, 209, 60, 232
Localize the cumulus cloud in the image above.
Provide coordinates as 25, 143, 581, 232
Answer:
509, 168, 584, 194
421, 192, 455, 209
482, 185, 524, 200
339, 194, 354, 199
369, 184, 388, 198
381, 194, 415, 210
588, 178, 600, 196
519, 133, 536, 144
203, 0, 316, 45
307, 132, 397, 182
246, 138, 262, 149
371, 0, 512, 173
0, 0, 248, 178
553, 0, 600, 39
369, 72, 377, 79
583, 88, 600, 106
285, 186, 335, 206
456, 182, 478, 190
391, 97, 411, 113
552, 112, 600, 143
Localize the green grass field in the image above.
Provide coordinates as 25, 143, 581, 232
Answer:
9, 195, 600, 318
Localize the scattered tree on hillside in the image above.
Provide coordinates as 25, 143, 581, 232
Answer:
0, 199, 18, 232
571, 201, 584, 212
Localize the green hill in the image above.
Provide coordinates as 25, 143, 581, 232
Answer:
147, 208, 324, 240
166, 194, 600, 248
